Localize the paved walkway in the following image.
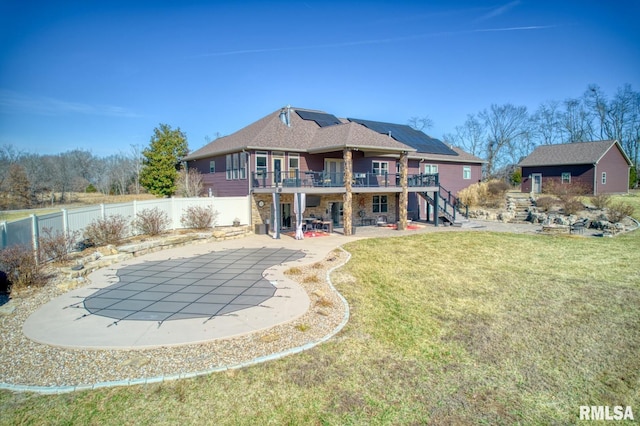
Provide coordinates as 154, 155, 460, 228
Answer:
23, 220, 538, 350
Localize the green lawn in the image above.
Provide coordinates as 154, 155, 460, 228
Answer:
2, 231, 639, 425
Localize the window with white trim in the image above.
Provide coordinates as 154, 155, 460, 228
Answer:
463, 166, 471, 180
373, 195, 388, 213
424, 164, 438, 174
256, 151, 268, 177
225, 152, 247, 180
372, 161, 389, 176
288, 153, 299, 177
601, 172, 607, 184
562, 172, 571, 184
209, 160, 216, 174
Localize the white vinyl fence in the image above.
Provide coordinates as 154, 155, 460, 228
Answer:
0, 196, 251, 252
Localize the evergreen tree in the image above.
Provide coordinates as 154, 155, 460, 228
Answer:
140, 124, 189, 196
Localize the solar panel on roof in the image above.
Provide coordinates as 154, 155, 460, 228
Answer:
348, 118, 458, 156
296, 110, 341, 127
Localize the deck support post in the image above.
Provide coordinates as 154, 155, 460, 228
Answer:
343, 148, 353, 236
433, 191, 439, 227
398, 151, 408, 231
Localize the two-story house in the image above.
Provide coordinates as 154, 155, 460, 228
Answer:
183, 107, 483, 236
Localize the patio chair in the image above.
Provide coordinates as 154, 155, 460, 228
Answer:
376, 215, 388, 226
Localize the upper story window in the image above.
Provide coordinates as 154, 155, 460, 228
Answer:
424, 164, 438, 174
255, 151, 268, 176
288, 153, 299, 177
562, 172, 571, 184
602, 172, 607, 184
463, 166, 471, 180
209, 160, 216, 174
226, 152, 247, 180
372, 161, 389, 176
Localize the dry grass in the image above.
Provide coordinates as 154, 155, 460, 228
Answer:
0, 193, 158, 222
2, 231, 639, 424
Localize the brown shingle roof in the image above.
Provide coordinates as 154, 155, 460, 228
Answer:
309, 121, 415, 153
185, 107, 415, 160
185, 107, 482, 162
518, 140, 631, 167
411, 146, 485, 164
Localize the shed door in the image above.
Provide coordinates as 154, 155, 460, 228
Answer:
532, 173, 542, 194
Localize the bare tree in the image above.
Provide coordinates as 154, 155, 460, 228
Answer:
6, 163, 31, 208
175, 166, 204, 197
532, 100, 563, 145
479, 104, 529, 177
129, 144, 144, 194
0, 145, 20, 191
559, 98, 593, 143
407, 116, 434, 131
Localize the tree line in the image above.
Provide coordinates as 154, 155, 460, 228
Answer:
442, 83, 639, 181
0, 124, 201, 210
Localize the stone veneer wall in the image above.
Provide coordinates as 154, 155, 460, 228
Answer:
251, 192, 399, 228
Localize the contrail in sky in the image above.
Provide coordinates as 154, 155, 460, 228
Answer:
475, 0, 521, 22
195, 25, 554, 58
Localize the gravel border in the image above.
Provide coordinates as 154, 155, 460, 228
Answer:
0, 247, 350, 394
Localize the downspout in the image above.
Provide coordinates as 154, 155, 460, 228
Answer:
593, 162, 597, 195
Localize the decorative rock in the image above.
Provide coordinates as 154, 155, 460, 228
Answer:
120, 356, 150, 368
0, 300, 16, 316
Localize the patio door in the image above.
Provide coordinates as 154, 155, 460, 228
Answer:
281, 203, 292, 229
330, 202, 343, 226
324, 159, 344, 185
272, 152, 284, 184
532, 173, 542, 194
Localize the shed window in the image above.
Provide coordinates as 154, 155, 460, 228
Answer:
209, 161, 216, 174
601, 172, 607, 184
561, 172, 571, 184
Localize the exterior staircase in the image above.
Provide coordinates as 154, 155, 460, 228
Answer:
508, 193, 534, 223
419, 185, 470, 227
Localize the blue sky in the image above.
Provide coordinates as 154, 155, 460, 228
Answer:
1, 0, 638, 157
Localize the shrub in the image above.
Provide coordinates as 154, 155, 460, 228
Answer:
535, 196, 556, 212
543, 179, 589, 216
607, 202, 634, 223
456, 179, 508, 208
487, 180, 510, 197
562, 198, 584, 215
510, 169, 522, 186
38, 227, 80, 263
180, 205, 218, 229
543, 179, 589, 202
133, 207, 171, 236
0, 245, 46, 291
84, 214, 129, 246
590, 193, 611, 210
457, 182, 488, 208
